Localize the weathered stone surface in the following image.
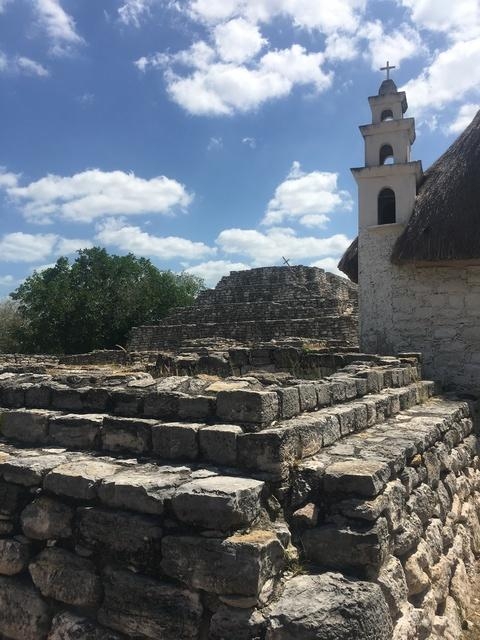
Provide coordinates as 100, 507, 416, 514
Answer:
209, 605, 266, 640
0, 575, 51, 640
237, 428, 299, 476
376, 556, 408, 620
178, 395, 216, 420
98, 464, 191, 515
162, 531, 285, 596
265, 572, 393, 640
21, 496, 73, 540
275, 387, 301, 420
0, 538, 30, 575
48, 612, 123, 640
102, 416, 155, 454
29, 548, 102, 607
292, 503, 318, 528
302, 518, 389, 574
77, 507, 162, 567
297, 383, 317, 412
152, 422, 203, 460
324, 459, 391, 497
44, 460, 120, 500
0, 409, 50, 444
98, 567, 202, 640
172, 475, 264, 530
51, 387, 85, 412
49, 414, 103, 449
216, 390, 279, 425
1, 454, 68, 487
199, 424, 242, 466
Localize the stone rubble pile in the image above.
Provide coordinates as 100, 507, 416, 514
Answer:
0, 352, 477, 639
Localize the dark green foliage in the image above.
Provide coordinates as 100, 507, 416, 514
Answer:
10, 247, 204, 354
0, 300, 26, 353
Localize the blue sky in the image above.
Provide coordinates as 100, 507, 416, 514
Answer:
0, 0, 479, 291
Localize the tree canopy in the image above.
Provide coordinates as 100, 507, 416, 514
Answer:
10, 247, 204, 354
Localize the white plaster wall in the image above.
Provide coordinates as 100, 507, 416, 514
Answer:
360, 229, 480, 396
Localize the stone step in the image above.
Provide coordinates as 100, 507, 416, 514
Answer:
0, 380, 431, 473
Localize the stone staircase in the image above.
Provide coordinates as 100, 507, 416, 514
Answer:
128, 266, 358, 350
0, 356, 477, 639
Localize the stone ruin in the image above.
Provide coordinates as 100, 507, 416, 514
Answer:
0, 266, 477, 640
128, 266, 358, 350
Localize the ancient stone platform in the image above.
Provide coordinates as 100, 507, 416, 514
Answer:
0, 352, 477, 639
128, 266, 358, 350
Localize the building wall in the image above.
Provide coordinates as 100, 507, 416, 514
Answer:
360, 227, 480, 396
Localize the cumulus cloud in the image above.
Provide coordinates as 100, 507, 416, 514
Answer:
310, 257, 345, 277
95, 218, 216, 261
0, 232, 90, 263
217, 227, 351, 266
0, 275, 17, 286
185, 259, 250, 287
213, 18, 267, 64
263, 162, 352, 227
403, 38, 480, 116
360, 21, 424, 70
5, 169, 193, 224
398, 0, 480, 41
242, 137, 256, 148
0, 52, 49, 77
447, 103, 480, 134
118, 0, 155, 27
34, 0, 84, 55
0, 168, 19, 188
140, 43, 331, 116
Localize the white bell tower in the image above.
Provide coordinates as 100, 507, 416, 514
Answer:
352, 64, 423, 353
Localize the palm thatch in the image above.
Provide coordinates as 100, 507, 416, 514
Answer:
337, 237, 358, 283
338, 109, 480, 280
392, 109, 480, 263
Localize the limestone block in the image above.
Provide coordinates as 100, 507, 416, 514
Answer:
51, 388, 85, 412
0, 454, 69, 487
314, 382, 332, 407
110, 389, 143, 417
0, 481, 27, 516
407, 484, 437, 525
48, 612, 123, 640
275, 387, 301, 419
0, 538, 30, 575
393, 513, 424, 556
44, 460, 121, 500
237, 428, 300, 476
0, 575, 51, 640
98, 465, 191, 515
24, 384, 52, 409
302, 518, 389, 574
199, 424, 242, 466
21, 496, 74, 540
430, 556, 453, 605
49, 414, 103, 449
384, 480, 407, 531
82, 387, 111, 413
98, 567, 202, 640
265, 572, 392, 640
161, 530, 285, 596
404, 540, 431, 596
376, 556, 408, 620
152, 422, 204, 460
216, 390, 279, 426
297, 384, 317, 412
143, 392, 182, 419
172, 475, 264, 531
335, 494, 388, 522
29, 548, 102, 607
0, 409, 50, 444
102, 416, 155, 454
450, 558, 471, 616
329, 405, 356, 436
323, 459, 391, 498
292, 503, 318, 528
209, 605, 266, 640
77, 507, 162, 568
424, 519, 444, 564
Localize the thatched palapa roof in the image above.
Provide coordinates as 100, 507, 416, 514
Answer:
338, 109, 480, 280
392, 109, 480, 263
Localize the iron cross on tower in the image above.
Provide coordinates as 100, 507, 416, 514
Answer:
380, 61, 396, 79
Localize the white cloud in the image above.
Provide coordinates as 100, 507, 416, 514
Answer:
118, 0, 154, 27
217, 227, 351, 266
207, 136, 223, 151
6, 169, 193, 224
447, 103, 479, 134
263, 161, 352, 227
242, 137, 256, 148
310, 257, 345, 277
0, 232, 92, 264
360, 20, 424, 70
0, 275, 16, 286
149, 44, 331, 116
403, 38, 480, 116
185, 259, 250, 287
95, 218, 216, 261
399, 0, 480, 41
34, 0, 84, 55
0, 0, 12, 13
188, 0, 366, 34
0, 168, 19, 188
0, 52, 49, 77
214, 18, 267, 64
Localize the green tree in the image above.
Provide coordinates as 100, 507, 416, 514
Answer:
0, 300, 26, 353
10, 247, 204, 354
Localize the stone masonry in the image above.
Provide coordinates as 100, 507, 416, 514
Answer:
128, 266, 358, 350
0, 352, 477, 639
